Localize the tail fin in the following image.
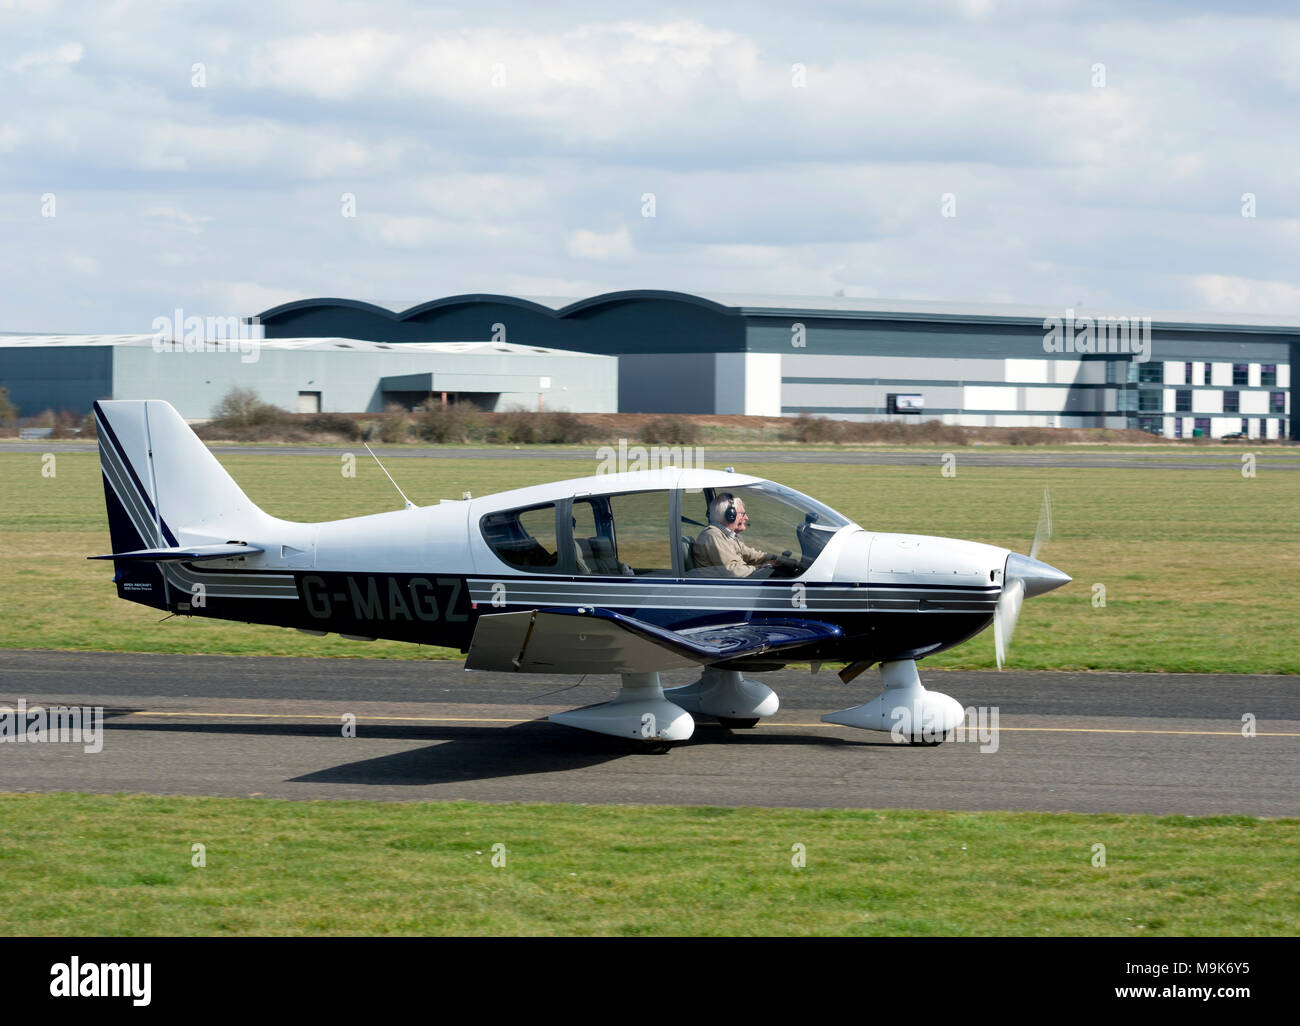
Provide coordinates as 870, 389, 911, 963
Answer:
93, 400, 266, 557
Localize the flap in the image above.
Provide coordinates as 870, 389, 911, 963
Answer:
465, 606, 842, 674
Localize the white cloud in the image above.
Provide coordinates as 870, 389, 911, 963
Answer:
210, 281, 308, 318
567, 225, 634, 260
1190, 274, 1300, 315
2, 5, 1300, 331
143, 205, 214, 235
11, 40, 82, 72
374, 216, 443, 248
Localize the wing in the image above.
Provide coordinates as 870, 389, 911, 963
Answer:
465, 606, 842, 674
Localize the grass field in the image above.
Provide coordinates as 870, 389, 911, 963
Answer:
1, 450, 1295, 672
1, 793, 1294, 936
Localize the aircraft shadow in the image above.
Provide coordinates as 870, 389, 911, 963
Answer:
98, 714, 891, 785
291, 722, 889, 786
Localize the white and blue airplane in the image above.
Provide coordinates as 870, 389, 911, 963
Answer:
90, 399, 1070, 745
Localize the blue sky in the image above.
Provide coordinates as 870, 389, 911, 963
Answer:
3, 0, 1298, 332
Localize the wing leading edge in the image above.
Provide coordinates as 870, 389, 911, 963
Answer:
465, 606, 842, 674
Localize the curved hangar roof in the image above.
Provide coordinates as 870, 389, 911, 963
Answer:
255, 290, 1300, 357
255, 290, 749, 356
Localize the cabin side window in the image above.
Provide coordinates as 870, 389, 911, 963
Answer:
480, 503, 562, 573
571, 490, 673, 576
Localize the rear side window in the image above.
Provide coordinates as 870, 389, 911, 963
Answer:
481, 504, 561, 572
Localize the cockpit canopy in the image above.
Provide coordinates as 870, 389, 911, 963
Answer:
480, 479, 851, 579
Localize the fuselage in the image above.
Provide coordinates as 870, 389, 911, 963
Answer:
104, 465, 1012, 667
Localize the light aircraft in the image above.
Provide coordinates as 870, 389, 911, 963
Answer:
89, 399, 1070, 746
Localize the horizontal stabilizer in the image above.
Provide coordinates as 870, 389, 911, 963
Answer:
466, 606, 841, 674
88, 543, 263, 562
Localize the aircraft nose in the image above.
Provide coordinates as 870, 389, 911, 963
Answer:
1005, 553, 1071, 598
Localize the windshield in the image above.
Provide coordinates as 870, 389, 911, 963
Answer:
682, 481, 851, 579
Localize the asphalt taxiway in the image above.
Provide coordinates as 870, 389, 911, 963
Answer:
1, 650, 1294, 816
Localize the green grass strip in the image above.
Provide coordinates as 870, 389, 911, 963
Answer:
1, 793, 1295, 936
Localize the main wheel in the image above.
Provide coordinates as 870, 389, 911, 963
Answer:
906, 729, 953, 747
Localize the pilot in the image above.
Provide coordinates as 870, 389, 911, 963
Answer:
693, 493, 793, 578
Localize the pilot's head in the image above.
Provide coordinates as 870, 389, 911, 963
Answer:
709, 493, 749, 532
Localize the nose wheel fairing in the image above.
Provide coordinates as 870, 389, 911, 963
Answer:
822, 659, 964, 742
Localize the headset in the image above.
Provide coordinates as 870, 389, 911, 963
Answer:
715, 492, 738, 525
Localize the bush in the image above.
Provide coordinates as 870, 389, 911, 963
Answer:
780, 415, 845, 443
779, 415, 970, 446
378, 404, 410, 443
640, 416, 700, 446
415, 401, 485, 444
0, 386, 18, 429
49, 409, 92, 439
1004, 427, 1056, 445
210, 386, 287, 427
301, 413, 362, 441
488, 408, 594, 444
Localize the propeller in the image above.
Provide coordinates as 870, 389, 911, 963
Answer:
994, 487, 1066, 669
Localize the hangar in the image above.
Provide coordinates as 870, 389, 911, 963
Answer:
0, 335, 616, 420
256, 292, 1297, 440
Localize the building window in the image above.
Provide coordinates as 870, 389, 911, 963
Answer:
1203, 362, 1212, 383
1223, 390, 1239, 413
1242, 418, 1249, 435
1107, 360, 1137, 384
1137, 416, 1161, 434
886, 393, 924, 414
1233, 363, 1249, 385
1138, 390, 1162, 411
1271, 391, 1286, 412
1173, 418, 1183, 439
1138, 361, 1163, 383
1261, 364, 1277, 386
1183, 362, 1193, 384
1194, 417, 1210, 437
1175, 389, 1191, 412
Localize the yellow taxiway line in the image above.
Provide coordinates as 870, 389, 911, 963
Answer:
119, 710, 1300, 737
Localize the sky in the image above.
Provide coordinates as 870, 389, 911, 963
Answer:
2, 0, 1299, 332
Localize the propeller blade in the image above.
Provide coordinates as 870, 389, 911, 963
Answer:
1029, 486, 1052, 561
997, 487, 1064, 669
993, 576, 1024, 670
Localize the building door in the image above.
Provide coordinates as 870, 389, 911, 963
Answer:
297, 391, 321, 414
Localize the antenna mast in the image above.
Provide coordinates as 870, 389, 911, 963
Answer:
364, 443, 417, 510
